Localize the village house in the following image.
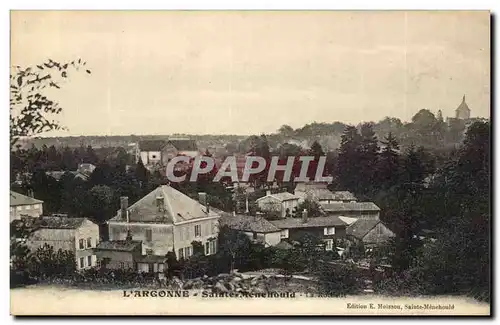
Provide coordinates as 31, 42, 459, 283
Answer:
218, 212, 282, 247
294, 183, 357, 205
94, 235, 168, 274
346, 218, 395, 246
93, 237, 142, 270
135, 138, 199, 169
164, 139, 199, 161
27, 215, 99, 270
256, 191, 299, 219
107, 186, 220, 260
322, 202, 381, 220
45, 163, 96, 182
10, 190, 44, 222
269, 210, 347, 251
136, 139, 167, 167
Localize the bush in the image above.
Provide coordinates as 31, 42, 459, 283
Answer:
317, 263, 362, 297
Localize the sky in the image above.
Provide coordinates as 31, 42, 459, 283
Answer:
10, 11, 490, 136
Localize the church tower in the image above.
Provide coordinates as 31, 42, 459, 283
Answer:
455, 95, 471, 120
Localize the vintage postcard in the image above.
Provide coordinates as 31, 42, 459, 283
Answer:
9, 10, 490, 316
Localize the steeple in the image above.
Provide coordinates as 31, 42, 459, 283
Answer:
455, 94, 471, 120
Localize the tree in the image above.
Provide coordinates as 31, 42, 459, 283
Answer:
335, 125, 362, 192
294, 199, 322, 218
135, 158, 149, 187
377, 132, 401, 189
278, 124, 295, 137
358, 122, 380, 193
88, 185, 115, 223
309, 140, 325, 159
10, 59, 91, 149
217, 225, 252, 272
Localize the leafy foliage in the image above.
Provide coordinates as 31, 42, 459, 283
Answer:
10, 59, 91, 148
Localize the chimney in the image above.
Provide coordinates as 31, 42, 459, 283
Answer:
120, 196, 129, 222
302, 209, 308, 224
156, 196, 165, 213
266, 190, 271, 196
199, 192, 208, 212
125, 230, 133, 241
28, 189, 34, 198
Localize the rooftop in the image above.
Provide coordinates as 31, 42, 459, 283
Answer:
219, 213, 280, 233
456, 95, 471, 113
138, 140, 167, 152
109, 185, 220, 224
96, 240, 142, 252
269, 216, 346, 229
346, 219, 390, 240
322, 202, 380, 212
10, 191, 43, 206
168, 139, 198, 151
34, 216, 88, 230
257, 192, 299, 202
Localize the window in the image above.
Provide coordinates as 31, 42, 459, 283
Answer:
87, 237, 92, 248
145, 229, 152, 241
16, 206, 22, 211
323, 227, 335, 235
145, 248, 154, 255
280, 229, 289, 239
34, 204, 40, 209
96, 260, 101, 268
119, 262, 125, 269
253, 232, 258, 240
158, 263, 165, 273
178, 248, 184, 259
194, 225, 201, 237
79, 239, 85, 249
185, 246, 192, 258
25, 205, 31, 210
209, 240, 217, 255
79, 257, 85, 269
87, 256, 92, 267
324, 239, 333, 251
205, 242, 210, 255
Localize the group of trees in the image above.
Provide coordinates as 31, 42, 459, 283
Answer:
373, 121, 490, 302
274, 108, 475, 152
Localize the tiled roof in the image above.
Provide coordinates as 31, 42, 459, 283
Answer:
269, 216, 346, 229
10, 191, 43, 206
257, 192, 299, 202
346, 219, 381, 240
34, 216, 87, 229
339, 216, 358, 225
135, 255, 167, 263
219, 214, 280, 233
96, 240, 142, 252
168, 139, 198, 151
138, 140, 167, 152
295, 185, 357, 202
294, 182, 329, 192
110, 185, 220, 224
275, 240, 294, 250
322, 202, 380, 212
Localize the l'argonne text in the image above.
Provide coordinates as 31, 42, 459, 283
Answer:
123, 290, 296, 298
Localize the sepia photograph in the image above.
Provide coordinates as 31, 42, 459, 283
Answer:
9, 10, 491, 316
